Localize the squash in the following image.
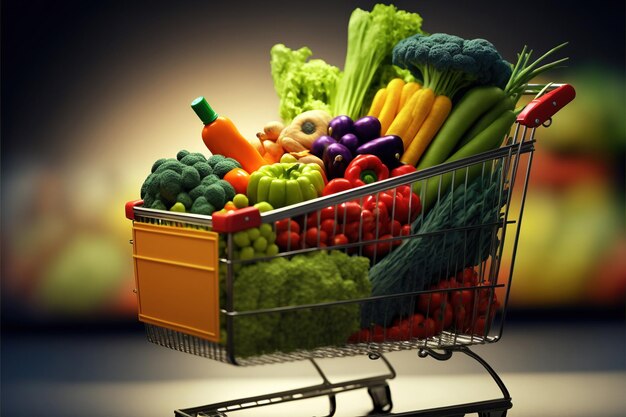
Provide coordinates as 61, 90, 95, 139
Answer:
278, 110, 332, 152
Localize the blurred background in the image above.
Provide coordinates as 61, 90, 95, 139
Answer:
2, 0, 623, 327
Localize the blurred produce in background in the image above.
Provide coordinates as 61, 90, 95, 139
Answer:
1, 1, 624, 325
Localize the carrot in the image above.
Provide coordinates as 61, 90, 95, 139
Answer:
386, 87, 426, 145
378, 78, 405, 135
368, 87, 388, 118
400, 94, 452, 166
399, 82, 421, 110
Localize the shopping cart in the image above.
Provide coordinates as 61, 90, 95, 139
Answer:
124, 83, 575, 417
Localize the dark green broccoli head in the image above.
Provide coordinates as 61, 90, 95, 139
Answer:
190, 196, 215, 215
176, 149, 190, 161
151, 158, 168, 173
201, 174, 220, 186
180, 153, 206, 166
176, 192, 193, 210
204, 183, 226, 209
181, 165, 201, 190
154, 158, 184, 174
140, 173, 159, 199
218, 179, 236, 202
193, 161, 213, 178
392, 32, 512, 97
189, 184, 208, 201
213, 158, 242, 178
207, 154, 226, 168
150, 198, 167, 211
158, 169, 183, 203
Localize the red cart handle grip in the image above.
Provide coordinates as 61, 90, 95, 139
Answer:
125, 199, 144, 220
517, 84, 576, 128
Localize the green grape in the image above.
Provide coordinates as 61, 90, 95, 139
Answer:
233, 231, 251, 248
253, 236, 268, 252
258, 223, 274, 240
247, 227, 261, 241
233, 193, 249, 208
239, 246, 255, 260
266, 243, 279, 257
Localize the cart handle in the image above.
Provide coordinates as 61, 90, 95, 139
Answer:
516, 83, 576, 128
125, 199, 144, 220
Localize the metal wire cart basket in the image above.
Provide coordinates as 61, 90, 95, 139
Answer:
125, 84, 575, 417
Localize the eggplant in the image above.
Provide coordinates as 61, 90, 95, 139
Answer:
328, 115, 354, 141
323, 142, 353, 179
355, 135, 404, 167
353, 116, 381, 144
311, 135, 337, 158
339, 133, 359, 155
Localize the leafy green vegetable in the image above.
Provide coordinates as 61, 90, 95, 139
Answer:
332, 4, 424, 119
270, 44, 340, 123
222, 250, 371, 358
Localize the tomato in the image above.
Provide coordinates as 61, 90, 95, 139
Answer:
275, 219, 300, 235
319, 206, 337, 221
400, 224, 412, 236
320, 219, 337, 237
451, 286, 475, 311
337, 202, 361, 223
388, 220, 402, 236
276, 231, 301, 250
343, 221, 361, 242
456, 267, 479, 286
411, 316, 435, 339
370, 325, 385, 343
360, 209, 375, 233
452, 304, 466, 331
363, 196, 390, 224
417, 288, 447, 315
305, 227, 328, 247
433, 303, 453, 332
223, 167, 251, 195
332, 233, 349, 246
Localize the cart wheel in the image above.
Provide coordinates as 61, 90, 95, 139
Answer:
367, 384, 392, 414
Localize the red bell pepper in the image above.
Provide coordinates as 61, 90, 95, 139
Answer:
390, 164, 417, 177
344, 154, 389, 187
323, 178, 353, 196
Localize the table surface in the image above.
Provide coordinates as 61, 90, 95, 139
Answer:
2, 319, 625, 417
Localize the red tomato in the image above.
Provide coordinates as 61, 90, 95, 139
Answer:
347, 328, 370, 344
412, 317, 435, 339
370, 325, 385, 343
337, 202, 362, 223
319, 206, 337, 221
343, 221, 361, 242
360, 209, 375, 233
451, 286, 475, 311
389, 220, 402, 236
400, 224, 412, 236
275, 219, 300, 235
377, 234, 394, 255
276, 231, 301, 250
305, 227, 328, 247
452, 304, 467, 331
332, 233, 349, 246
433, 303, 453, 332
457, 267, 479, 286
417, 288, 448, 315
320, 219, 337, 237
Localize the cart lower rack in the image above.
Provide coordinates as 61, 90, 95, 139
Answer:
125, 84, 575, 416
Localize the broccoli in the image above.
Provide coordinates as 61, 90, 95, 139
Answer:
193, 161, 213, 178
392, 33, 512, 99
181, 165, 201, 190
190, 196, 215, 215
158, 169, 183, 203
201, 174, 220, 187
207, 154, 226, 168
151, 158, 168, 173
204, 183, 226, 209
176, 192, 193, 210
180, 153, 206, 167
154, 158, 184, 174
218, 179, 236, 202
213, 157, 242, 178
150, 199, 167, 211
225, 251, 371, 358
189, 184, 207, 201
176, 149, 190, 161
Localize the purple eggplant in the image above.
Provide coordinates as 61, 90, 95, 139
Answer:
311, 135, 337, 158
353, 116, 381, 144
339, 133, 359, 155
323, 142, 353, 179
328, 115, 354, 141
355, 135, 404, 167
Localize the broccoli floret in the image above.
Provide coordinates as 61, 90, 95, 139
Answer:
140, 173, 157, 199
201, 174, 220, 187
204, 183, 226, 209
158, 169, 183, 203
392, 33, 512, 98
218, 179, 236, 202
207, 154, 226, 168
213, 158, 242, 178
180, 153, 205, 166
151, 158, 168, 173
154, 158, 184, 174
181, 165, 201, 190
190, 196, 215, 215
142, 192, 156, 208
176, 192, 193, 210
150, 199, 167, 211
176, 149, 190, 161
189, 184, 208, 201
193, 161, 213, 178
327, 250, 372, 296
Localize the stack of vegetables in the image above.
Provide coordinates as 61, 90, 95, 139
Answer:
134, 3, 568, 355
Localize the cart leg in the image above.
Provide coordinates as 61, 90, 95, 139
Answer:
367, 383, 393, 414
